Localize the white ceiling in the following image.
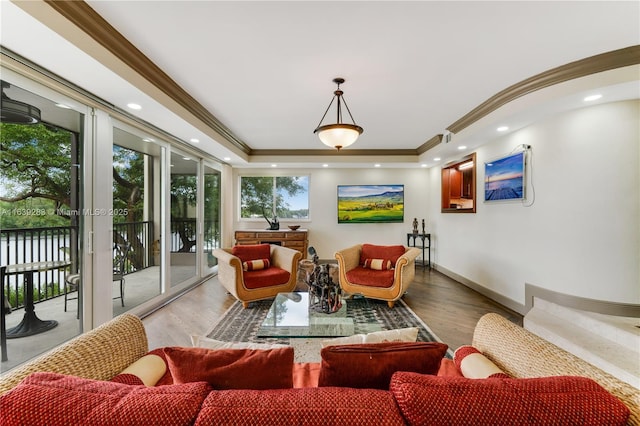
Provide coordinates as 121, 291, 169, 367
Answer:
2, 1, 639, 168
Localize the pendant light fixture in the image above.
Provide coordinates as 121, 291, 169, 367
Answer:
0, 81, 41, 124
313, 77, 363, 151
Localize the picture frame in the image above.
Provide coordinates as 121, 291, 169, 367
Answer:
337, 185, 404, 223
484, 151, 526, 202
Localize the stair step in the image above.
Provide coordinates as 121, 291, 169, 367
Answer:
524, 306, 639, 388
533, 298, 640, 352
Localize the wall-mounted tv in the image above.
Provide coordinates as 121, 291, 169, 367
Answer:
337, 185, 404, 223
484, 151, 526, 202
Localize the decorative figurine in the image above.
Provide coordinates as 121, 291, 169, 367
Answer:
306, 247, 341, 314
412, 218, 419, 234
262, 207, 280, 230
422, 219, 426, 234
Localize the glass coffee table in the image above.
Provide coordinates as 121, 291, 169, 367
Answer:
257, 292, 383, 337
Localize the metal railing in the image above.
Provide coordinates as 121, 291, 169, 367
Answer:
1, 226, 74, 309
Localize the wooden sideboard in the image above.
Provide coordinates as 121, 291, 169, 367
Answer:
234, 229, 308, 255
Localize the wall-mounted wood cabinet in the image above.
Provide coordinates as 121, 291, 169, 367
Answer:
234, 229, 308, 255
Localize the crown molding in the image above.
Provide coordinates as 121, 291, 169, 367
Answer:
447, 45, 640, 134
43, 0, 251, 154
39, 2, 640, 158
251, 149, 418, 157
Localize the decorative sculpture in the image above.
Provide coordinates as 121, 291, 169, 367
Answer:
305, 247, 341, 314
262, 207, 280, 230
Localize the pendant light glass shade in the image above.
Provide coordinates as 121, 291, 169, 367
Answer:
314, 78, 363, 151
316, 124, 362, 149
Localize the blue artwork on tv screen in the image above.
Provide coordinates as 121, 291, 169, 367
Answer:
484, 151, 525, 201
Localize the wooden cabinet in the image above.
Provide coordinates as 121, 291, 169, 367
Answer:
234, 229, 308, 255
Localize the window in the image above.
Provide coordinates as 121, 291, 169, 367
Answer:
240, 176, 309, 219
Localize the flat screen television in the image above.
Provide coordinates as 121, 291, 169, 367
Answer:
337, 185, 404, 223
484, 151, 526, 202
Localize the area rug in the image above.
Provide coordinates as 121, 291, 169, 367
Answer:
205, 295, 453, 362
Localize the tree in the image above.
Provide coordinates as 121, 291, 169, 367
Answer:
240, 176, 305, 218
0, 123, 73, 224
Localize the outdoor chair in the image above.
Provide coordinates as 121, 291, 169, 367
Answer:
63, 273, 80, 318
113, 242, 130, 307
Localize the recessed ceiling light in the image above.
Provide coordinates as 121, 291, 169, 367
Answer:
271, 164, 277, 168
322, 164, 329, 168
497, 126, 509, 132
421, 164, 427, 168
183, 157, 190, 161
142, 138, 154, 143
127, 103, 142, 110
584, 94, 602, 102
458, 146, 467, 150
190, 138, 199, 143
55, 103, 71, 109
434, 157, 441, 161
223, 157, 231, 161
374, 164, 381, 168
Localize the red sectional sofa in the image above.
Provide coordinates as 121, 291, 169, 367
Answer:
0, 313, 636, 425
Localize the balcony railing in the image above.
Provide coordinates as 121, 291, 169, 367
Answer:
2, 219, 217, 310
1, 226, 73, 310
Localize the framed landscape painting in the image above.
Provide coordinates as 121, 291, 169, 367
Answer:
337, 185, 404, 223
484, 151, 526, 202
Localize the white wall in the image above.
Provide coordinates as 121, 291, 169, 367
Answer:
428, 100, 639, 306
231, 167, 430, 260
228, 100, 639, 308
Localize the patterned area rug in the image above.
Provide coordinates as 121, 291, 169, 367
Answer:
206, 295, 452, 362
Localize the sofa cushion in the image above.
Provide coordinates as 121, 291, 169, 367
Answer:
194, 387, 406, 426
164, 346, 294, 390
232, 244, 271, 263
322, 327, 419, 347
318, 341, 448, 389
242, 267, 290, 289
1, 372, 211, 426
390, 372, 631, 426
242, 258, 270, 271
346, 266, 395, 288
360, 243, 406, 265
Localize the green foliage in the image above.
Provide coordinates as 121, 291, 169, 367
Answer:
0, 123, 73, 228
113, 145, 145, 223
240, 176, 307, 219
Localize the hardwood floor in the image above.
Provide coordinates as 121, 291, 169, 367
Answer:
142, 267, 523, 352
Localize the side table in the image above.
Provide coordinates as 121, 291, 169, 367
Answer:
407, 233, 431, 269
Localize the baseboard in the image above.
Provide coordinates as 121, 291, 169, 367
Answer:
433, 264, 526, 315
525, 283, 640, 318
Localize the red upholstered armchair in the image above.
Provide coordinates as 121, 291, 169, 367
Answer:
213, 244, 301, 308
334, 244, 420, 308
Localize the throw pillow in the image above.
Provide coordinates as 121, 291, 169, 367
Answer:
1, 372, 211, 426
231, 244, 271, 263
453, 345, 509, 379
363, 258, 393, 270
318, 341, 448, 389
390, 372, 630, 426
190, 335, 288, 350
110, 353, 168, 386
164, 346, 294, 390
242, 258, 270, 271
194, 387, 406, 426
321, 327, 419, 348
360, 244, 406, 266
